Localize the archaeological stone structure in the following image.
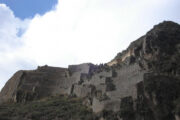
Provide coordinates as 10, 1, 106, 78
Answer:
0, 21, 180, 120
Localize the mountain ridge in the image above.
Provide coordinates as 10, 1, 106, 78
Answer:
0, 21, 180, 120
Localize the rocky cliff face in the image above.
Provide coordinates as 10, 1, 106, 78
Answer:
0, 21, 180, 120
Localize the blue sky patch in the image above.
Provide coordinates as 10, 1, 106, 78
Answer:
0, 0, 58, 19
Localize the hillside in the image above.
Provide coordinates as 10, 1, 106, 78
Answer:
0, 21, 180, 120
0, 95, 94, 120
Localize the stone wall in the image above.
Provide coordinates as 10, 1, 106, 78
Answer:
73, 84, 94, 98
92, 97, 121, 113
111, 63, 145, 99
0, 62, 146, 114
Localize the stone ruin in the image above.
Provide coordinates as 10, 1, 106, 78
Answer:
0, 21, 180, 120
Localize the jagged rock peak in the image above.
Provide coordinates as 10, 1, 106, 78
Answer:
152, 21, 180, 30
108, 21, 180, 75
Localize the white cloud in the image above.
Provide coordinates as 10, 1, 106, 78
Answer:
0, 4, 35, 90
20, 0, 180, 67
0, 0, 180, 90
0, 4, 29, 51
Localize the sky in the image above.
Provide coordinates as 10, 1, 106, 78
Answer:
0, 0, 58, 19
0, 0, 180, 90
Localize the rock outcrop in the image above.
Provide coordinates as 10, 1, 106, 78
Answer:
0, 63, 98, 103
0, 66, 68, 103
0, 21, 180, 120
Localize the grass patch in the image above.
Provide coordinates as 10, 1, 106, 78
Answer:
0, 95, 94, 120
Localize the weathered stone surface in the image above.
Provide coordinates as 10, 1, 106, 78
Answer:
92, 97, 121, 113
73, 84, 95, 98
0, 63, 98, 103
0, 70, 24, 103
0, 66, 68, 103
112, 21, 180, 75
175, 115, 180, 120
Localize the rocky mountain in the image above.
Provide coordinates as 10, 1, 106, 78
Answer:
0, 21, 180, 120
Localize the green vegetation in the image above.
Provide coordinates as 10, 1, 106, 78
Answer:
174, 98, 180, 116
119, 97, 135, 120
101, 110, 118, 120
0, 95, 94, 120
143, 74, 180, 120
112, 69, 117, 78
